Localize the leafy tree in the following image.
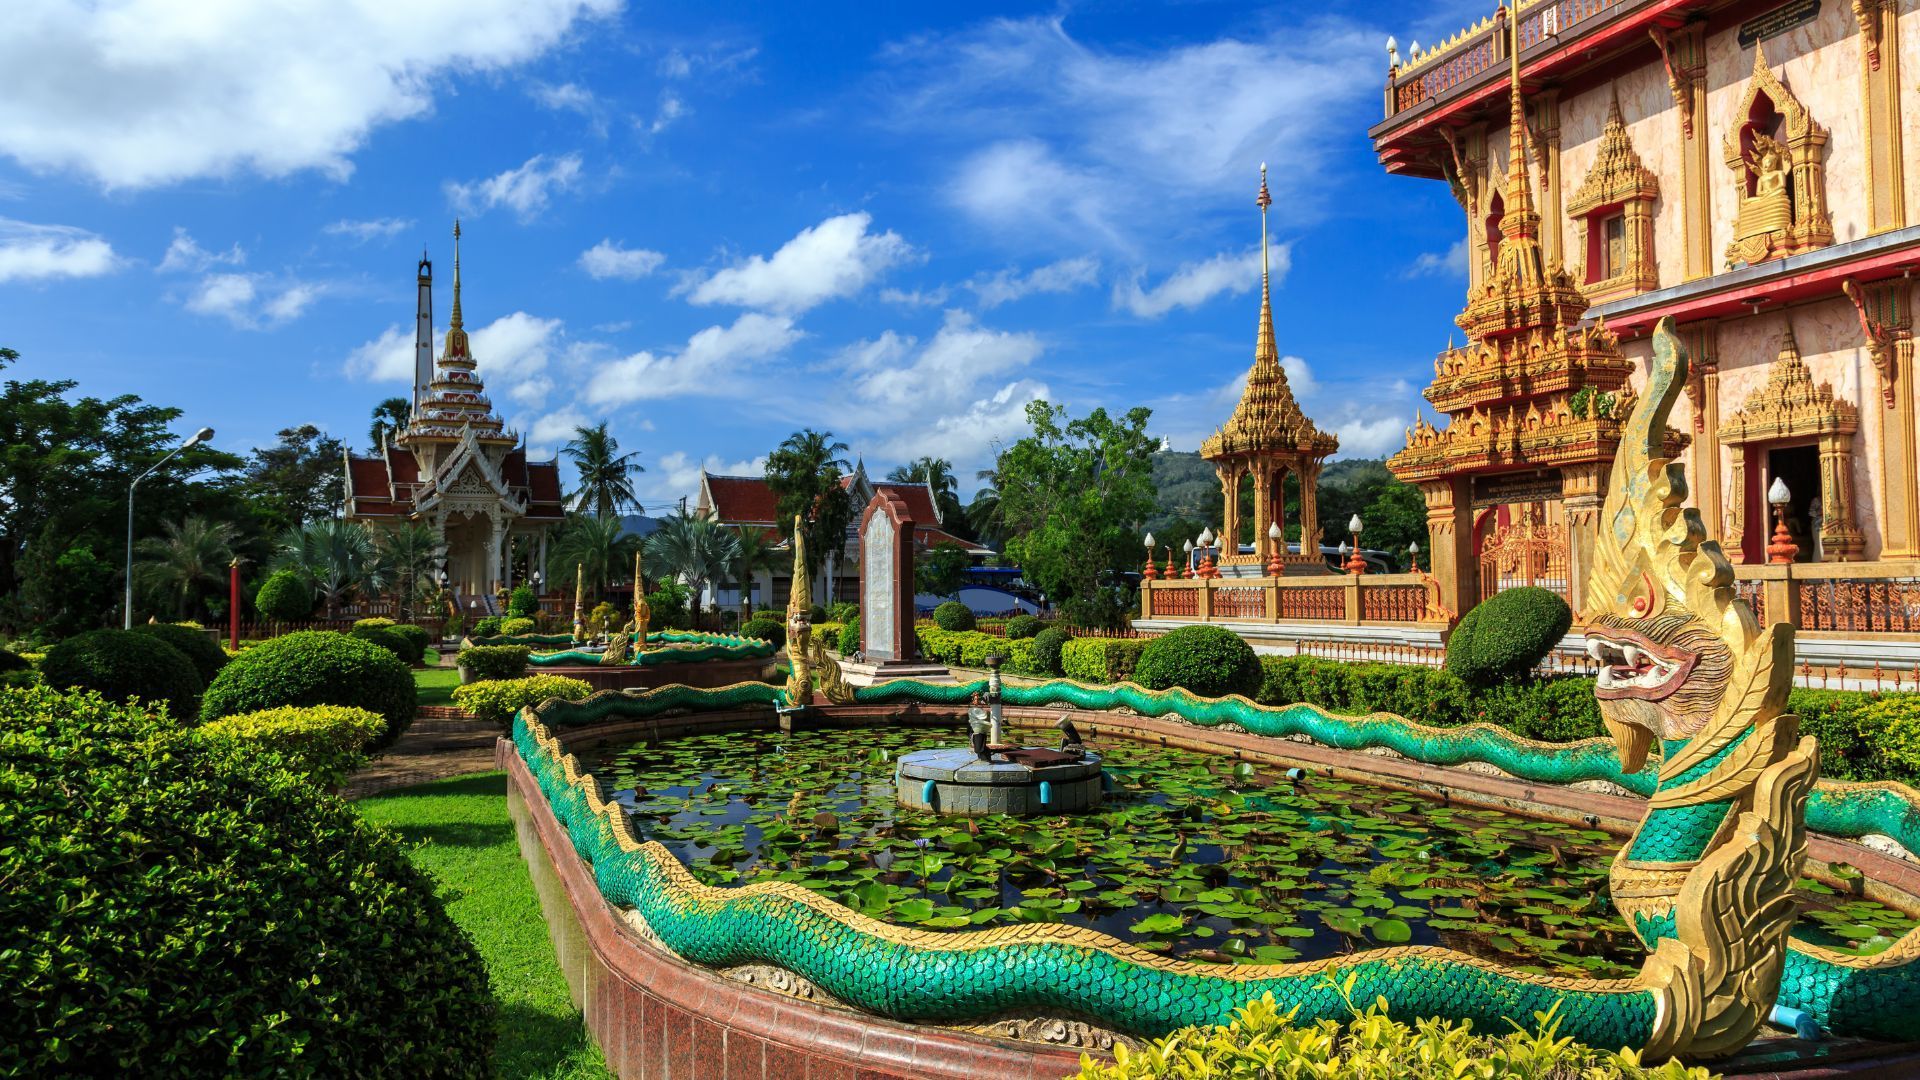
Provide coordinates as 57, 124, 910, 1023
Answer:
1314, 462, 1426, 570
994, 401, 1157, 627
642, 513, 741, 629
133, 515, 239, 621
242, 425, 344, 534
562, 421, 645, 520
370, 521, 444, 620
368, 397, 410, 453
966, 465, 1006, 549
272, 519, 378, 619
765, 428, 852, 579
727, 526, 782, 624
915, 541, 971, 599
887, 457, 968, 535
548, 512, 641, 596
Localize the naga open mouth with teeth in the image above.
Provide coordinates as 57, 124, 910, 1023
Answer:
1587, 630, 1697, 700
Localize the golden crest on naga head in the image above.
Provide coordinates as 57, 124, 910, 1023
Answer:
1582, 317, 1790, 770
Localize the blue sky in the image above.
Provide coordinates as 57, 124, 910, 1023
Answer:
0, 0, 1486, 511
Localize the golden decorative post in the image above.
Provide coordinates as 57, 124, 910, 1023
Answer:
571, 562, 586, 643
632, 549, 650, 648
783, 515, 812, 705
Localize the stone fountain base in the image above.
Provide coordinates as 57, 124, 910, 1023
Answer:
895, 746, 1104, 816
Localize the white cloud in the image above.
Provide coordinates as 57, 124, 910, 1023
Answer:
182, 271, 320, 329
1331, 414, 1407, 458
649, 449, 769, 509
854, 310, 1043, 410
1113, 248, 1268, 318
968, 256, 1099, 309
585, 312, 801, 406
0, 217, 119, 283
879, 285, 950, 308
1405, 237, 1468, 278
885, 17, 1376, 248
345, 324, 414, 382
324, 217, 413, 243
875, 379, 1051, 468
0, 0, 621, 189
529, 405, 589, 446
157, 227, 244, 273
642, 93, 687, 136
1278, 355, 1317, 398
685, 212, 914, 315
531, 81, 595, 113
579, 239, 665, 280
445, 153, 584, 221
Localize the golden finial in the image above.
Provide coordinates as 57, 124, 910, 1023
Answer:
449, 219, 464, 331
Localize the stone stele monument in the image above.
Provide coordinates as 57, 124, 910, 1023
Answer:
840, 490, 951, 686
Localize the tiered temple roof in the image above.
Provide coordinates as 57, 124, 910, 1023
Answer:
400, 220, 516, 448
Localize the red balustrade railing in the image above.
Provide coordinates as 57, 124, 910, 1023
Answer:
1214, 587, 1268, 620
1359, 584, 1426, 623
1153, 588, 1199, 618
1798, 577, 1920, 634
1389, 0, 1636, 119
1278, 586, 1345, 621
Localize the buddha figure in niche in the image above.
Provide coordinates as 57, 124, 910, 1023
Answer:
1735, 131, 1792, 240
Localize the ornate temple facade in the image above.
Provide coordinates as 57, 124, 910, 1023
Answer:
1375, 0, 1920, 638
343, 224, 565, 608
1200, 167, 1340, 574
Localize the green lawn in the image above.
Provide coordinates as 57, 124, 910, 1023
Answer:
415, 660, 461, 706
356, 774, 613, 1080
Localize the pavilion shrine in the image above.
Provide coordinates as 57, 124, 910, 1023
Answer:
1198, 166, 1339, 575
342, 222, 565, 610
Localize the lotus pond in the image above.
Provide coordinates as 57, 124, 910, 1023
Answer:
579, 726, 1917, 976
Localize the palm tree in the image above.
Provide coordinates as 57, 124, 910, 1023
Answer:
549, 513, 642, 596
563, 422, 645, 520
727, 526, 782, 624
765, 428, 851, 580
372, 521, 445, 620
273, 519, 379, 619
134, 515, 239, 620
888, 456, 967, 530
968, 465, 1006, 548
369, 397, 411, 453
643, 513, 741, 629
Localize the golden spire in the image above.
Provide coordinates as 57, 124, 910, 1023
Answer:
1500, 4, 1539, 243
443, 219, 471, 360
1255, 163, 1279, 378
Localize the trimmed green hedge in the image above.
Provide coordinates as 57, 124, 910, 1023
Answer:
740, 617, 786, 648
450, 675, 593, 727
1254, 655, 1602, 743
916, 627, 1040, 675
1031, 626, 1069, 677
455, 645, 531, 681
349, 624, 413, 664
507, 584, 539, 618
253, 570, 312, 622
839, 615, 861, 655
500, 617, 536, 637
1004, 614, 1044, 640
197, 704, 385, 789
473, 616, 505, 638
0, 685, 494, 1075
40, 628, 203, 721
1445, 586, 1571, 687
1134, 625, 1262, 700
200, 631, 416, 752
1061, 637, 1147, 683
932, 600, 976, 631
389, 623, 432, 665
130, 622, 229, 685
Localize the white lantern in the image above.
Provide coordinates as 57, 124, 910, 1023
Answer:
1767, 477, 1792, 506
1144, 532, 1155, 549
1349, 514, 1364, 535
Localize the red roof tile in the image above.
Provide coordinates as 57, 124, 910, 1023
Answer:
873, 481, 938, 524
347, 456, 392, 500
704, 474, 779, 524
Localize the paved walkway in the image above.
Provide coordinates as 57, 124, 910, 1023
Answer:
344, 710, 500, 799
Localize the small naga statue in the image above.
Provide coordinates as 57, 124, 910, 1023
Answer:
599, 620, 634, 667
783, 515, 813, 706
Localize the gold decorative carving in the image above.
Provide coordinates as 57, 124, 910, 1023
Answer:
812, 636, 854, 704
784, 515, 812, 704
1719, 325, 1865, 561
1722, 46, 1833, 268
1841, 277, 1907, 407
1647, 27, 1700, 138
1568, 93, 1659, 301
1854, 0, 1884, 71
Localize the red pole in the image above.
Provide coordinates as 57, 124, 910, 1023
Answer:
228, 559, 240, 652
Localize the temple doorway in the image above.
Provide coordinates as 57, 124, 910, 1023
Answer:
1762, 443, 1819, 562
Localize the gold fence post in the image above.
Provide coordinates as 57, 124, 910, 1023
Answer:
1140, 580, 1154, 620
1268, 580, 1282, 623
1344, 578, 1362, 624
1197, 581, 1214, 622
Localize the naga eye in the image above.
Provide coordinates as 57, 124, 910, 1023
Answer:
1628, 571, 1657, 617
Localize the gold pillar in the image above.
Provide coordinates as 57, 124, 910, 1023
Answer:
1464, 124, 1491, 295
1249, 461, 1271, 562
1560, 463, 1605, 616
1845, 278, 1918, 557
1860, 0, 1905, 233
1657, 24, 1713, 281
1680, 321, 1724, 543
1296, 460, 1323, 558
1215, 465, 1239, 557
1725, 451, 1749, 563
1421, 478, 1475, 616
1819, 432, 1866, 560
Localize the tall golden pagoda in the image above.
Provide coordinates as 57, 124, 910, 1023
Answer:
1201, 165, 1339, 573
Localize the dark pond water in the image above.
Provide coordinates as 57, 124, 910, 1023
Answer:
578, 726, 1915, 975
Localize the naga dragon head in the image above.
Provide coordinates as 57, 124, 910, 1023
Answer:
1584, 318, 1789, 773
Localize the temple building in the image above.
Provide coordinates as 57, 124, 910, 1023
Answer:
1376, 0, 1920, 636
1200, 166, 1340, 574
342, 223, 565, 609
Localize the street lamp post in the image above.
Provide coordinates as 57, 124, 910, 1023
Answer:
1142, 532, 1157, 580
125, 427, 213, 629
1407, 540, 1421, 573
1767, 478, 1799, 564
1266, 521, 1285, 577
1182, 539, 1195, 579
1345, 514, 1368, 575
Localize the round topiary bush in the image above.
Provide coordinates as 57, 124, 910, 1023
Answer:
472, 616, 505, 638
1133, 625, 1262, 700
1031, 626, 1069, 677
507, 584, 539, 618
1004, 614, 1044, 639
740, 616, 786, 649
253, 570, 313, 623
200, 631, 416, 751
39, 628, 203, 720
351, 616, 396, 631
499, 617, 536, 637
389, 623, 432, 665
349, 624, 413, 664
1, 685, 494, 1074
130, 622, 230, 685
838, 615, 861, 655
933, 600, 976, 632
1444, 586, 1573, 688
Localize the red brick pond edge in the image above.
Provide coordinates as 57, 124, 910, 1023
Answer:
505, 704, 1920, 1079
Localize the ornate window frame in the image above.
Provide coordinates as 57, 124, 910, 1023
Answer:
1721, 45, 1834, 268
1567, 94, 1658, 302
